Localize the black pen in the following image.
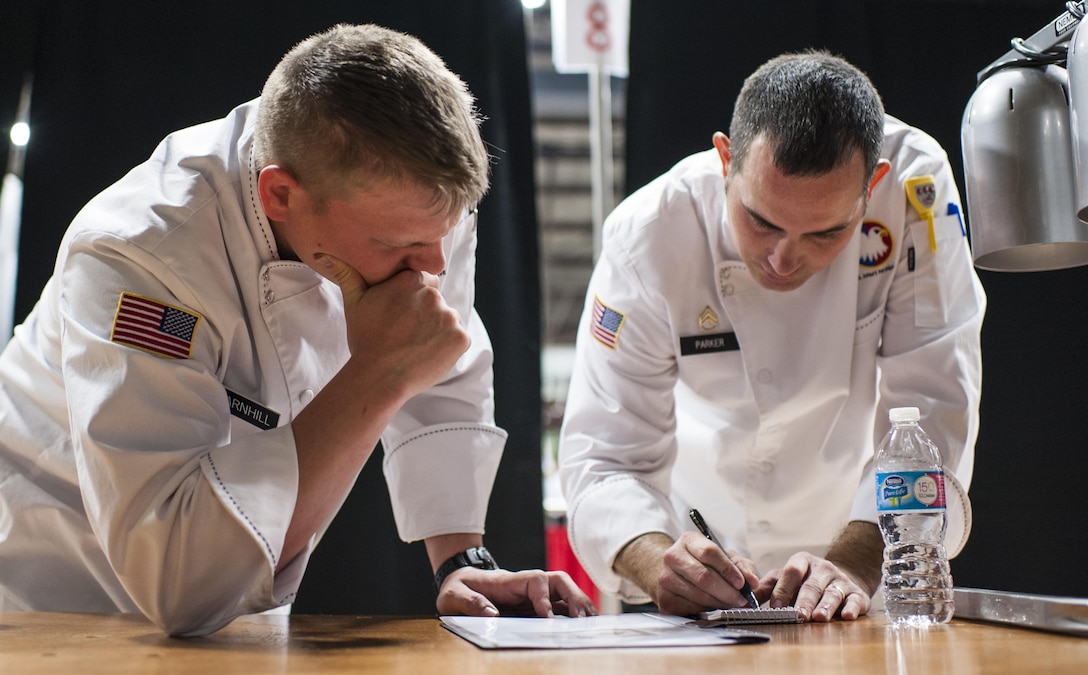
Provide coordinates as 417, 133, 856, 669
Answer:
688, 508, 760, 609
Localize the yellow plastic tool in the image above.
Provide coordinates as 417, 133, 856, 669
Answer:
905, 175, 937, 252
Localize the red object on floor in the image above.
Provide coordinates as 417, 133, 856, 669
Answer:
545, 518, 599, 606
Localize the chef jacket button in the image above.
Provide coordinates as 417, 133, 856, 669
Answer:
722, 283, 735, 296
300, 389, 315, 405
758, 460, 774, 474
262, 270, 270, 281
756, 368, 772, 383
264, 289, 275, 304
755, 520, 772, 532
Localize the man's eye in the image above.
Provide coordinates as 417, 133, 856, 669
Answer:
753, 219, 777, 231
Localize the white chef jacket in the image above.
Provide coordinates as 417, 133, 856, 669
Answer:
559, 116, 985, 603
0, 100, 507, 635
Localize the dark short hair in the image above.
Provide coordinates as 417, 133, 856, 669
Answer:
728, 50, 884, 189
254, 24, 489, 214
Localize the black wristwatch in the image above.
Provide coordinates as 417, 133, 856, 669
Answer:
433, 546, 498, 592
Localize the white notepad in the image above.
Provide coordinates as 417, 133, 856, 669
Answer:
694, 607, 804, 626
440, 613, 771, 649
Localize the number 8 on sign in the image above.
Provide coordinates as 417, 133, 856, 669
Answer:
585, 1, 611, 51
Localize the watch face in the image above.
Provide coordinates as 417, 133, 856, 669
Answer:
434, 547, 500, 593
467, 547, 497, 569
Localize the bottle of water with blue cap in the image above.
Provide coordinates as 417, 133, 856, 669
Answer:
875, 406, 954, 626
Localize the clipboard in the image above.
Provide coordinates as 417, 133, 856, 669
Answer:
440, 613, 771, 649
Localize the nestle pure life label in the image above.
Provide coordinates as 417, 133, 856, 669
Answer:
876, 470, 947, 513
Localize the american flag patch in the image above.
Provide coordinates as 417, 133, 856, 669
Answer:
110, 292, 200, 359
591, 296, 625, 350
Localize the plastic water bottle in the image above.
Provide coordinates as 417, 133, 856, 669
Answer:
875, 407, 954, 626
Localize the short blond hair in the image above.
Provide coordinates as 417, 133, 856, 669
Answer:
254, 24, 490, 214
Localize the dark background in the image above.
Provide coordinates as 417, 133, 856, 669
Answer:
1, 0, 1084, 612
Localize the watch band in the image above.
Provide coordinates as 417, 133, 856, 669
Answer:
433, 546, 498, 592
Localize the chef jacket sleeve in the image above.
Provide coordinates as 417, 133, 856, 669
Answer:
59, 233, 303, 637
557, 213, 686, 602
847, 135, 985, 548
381, 207, 508, 543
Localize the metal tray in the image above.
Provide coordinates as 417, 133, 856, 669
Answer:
954, 587, 1088, 637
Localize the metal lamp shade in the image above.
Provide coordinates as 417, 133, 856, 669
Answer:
961, 64, 1088, 271
1068, 18, 1088, 223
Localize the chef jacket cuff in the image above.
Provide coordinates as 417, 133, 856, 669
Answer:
384, 422, 507, 542
566, 475, 676, 603
848, 466, 880, 525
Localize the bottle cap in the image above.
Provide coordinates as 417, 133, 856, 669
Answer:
889, 407, 920, 423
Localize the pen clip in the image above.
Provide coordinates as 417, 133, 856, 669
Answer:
689, 509, 715, 543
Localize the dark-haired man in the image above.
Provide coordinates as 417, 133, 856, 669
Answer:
559, 51, 983, 622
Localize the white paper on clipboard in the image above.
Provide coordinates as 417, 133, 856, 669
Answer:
440, 613, 770, 649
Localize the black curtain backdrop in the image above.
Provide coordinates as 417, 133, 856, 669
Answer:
626, 0, 1087, 597
0, 0, 542, 614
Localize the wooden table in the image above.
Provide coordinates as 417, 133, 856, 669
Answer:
2, 611, 1086, 674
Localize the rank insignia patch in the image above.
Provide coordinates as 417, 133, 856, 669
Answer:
591, 296, 625, 350
111, 292, 200, 359
698, 306, 718, 332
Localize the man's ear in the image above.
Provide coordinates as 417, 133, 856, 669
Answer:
868, 159, 892, 198
257, 165, 299, 221
712, 132, 731, 179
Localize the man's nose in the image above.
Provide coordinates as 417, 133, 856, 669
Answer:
768, 238, 801, 275
409, 241, 447, 275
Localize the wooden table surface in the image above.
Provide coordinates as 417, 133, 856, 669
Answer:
2, 611, 1086, 674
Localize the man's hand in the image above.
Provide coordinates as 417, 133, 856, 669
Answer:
614, 532, 761, 616
436, 568, 598, 618
758, 521, 883, 622
278, 255, 469, 571
314, 253, 470, 401
758, 553, 870, 622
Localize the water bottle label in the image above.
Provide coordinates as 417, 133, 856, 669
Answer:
876, 470, 946, 512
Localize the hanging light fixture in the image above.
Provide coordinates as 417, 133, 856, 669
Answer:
961, 1, 1088, 271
